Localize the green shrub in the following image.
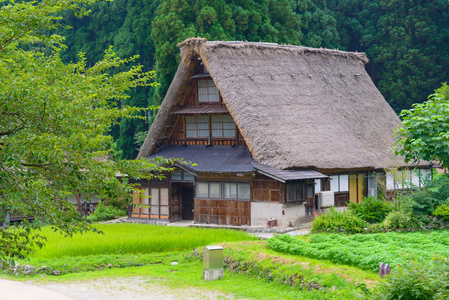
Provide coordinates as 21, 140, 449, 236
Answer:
409, 214, 432, 230
409, 175, 449, 215
370, 256, 449, 300
312, 206, 368, 234
433, 204, 449, 221
348, 196, 392, 224
383, 211, 412, 230
86, 202, 126, 222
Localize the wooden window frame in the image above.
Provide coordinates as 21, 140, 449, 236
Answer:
196, 181, 251, 201
171, 170, 195, 182
211, 115, 236, 138
149, 187, 170, 220
286, 181, 306, 204
198, 79, 220, 103
132, 187, 150, 218
223, 182, 251, 200
185, 115, 209, 138
184, 114, 236, 139
329, 174, 349, 193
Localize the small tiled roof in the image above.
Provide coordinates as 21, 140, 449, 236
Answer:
148, 145, 327, 181
172, 106, 229, 115
252, 162, 328, 183
147, 145, 253, 173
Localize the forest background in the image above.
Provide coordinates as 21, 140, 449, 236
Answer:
55, 0, 449, 159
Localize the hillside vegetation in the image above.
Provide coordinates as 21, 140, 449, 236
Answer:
56, 0, 449, 158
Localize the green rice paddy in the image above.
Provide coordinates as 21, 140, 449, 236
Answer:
32, 223, 257, 259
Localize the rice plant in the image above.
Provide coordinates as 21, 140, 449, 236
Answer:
32, 223, 256, 259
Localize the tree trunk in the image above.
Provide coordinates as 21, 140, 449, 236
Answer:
74, 193, 83, 215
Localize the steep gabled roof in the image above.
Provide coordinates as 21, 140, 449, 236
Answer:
138, 38, 414, 171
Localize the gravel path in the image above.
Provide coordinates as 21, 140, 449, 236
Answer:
30, 277, 239, 300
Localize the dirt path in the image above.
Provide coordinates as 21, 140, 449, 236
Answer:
30, 277, 239, 300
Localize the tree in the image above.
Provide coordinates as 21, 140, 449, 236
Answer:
394, 83, 449, 169
57, 0, 162, 159
0, 0, 174, 260
327, 0, 449, 112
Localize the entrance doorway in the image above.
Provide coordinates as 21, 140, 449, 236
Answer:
181, 187, 194, 220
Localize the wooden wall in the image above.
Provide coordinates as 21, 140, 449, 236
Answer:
168, 115, 246, 146
334, 192, 349, 207
167, 80, 246, 146
170, 183, 181, 222
194, 173, 252, 226
194, 199, 250, 226
252, 174, 283, 203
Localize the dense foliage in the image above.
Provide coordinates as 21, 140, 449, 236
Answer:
370, 256, 449, 300
53, 0, 449, 157
348, 196, 392, 224
268, 231, 449, 272
394, 84, 449, 169
86, 202, 127, 222
328, 0, 449, 112
311, 206, 368, 233
0, 0, 175, 260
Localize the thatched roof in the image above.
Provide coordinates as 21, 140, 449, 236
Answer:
138, 38, 417, 171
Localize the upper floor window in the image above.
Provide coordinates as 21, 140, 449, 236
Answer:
212, 115, 235, 137
186, 115, 209, 137
198, 79, 219, 103
185, 115, 236, 138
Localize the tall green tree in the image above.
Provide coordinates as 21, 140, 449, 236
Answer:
327, 0, 449, 112
58, 0, 161, 159
394, 83, 449, 169
0, 0, 173, 260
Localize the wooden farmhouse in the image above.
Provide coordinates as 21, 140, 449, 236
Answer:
131, 38, 431, 227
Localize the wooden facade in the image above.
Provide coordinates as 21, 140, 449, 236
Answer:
167, 79, 246, 147
194, 199, 250, 225
252, 174, 283, 202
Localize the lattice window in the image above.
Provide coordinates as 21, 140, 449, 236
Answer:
150, 187, 169, 219
223, 183, 251, 200
211, 115, 235, 137
198, 79, 219, 102
186, 115, 209, 137
286, 182, 305, 203
132, 187, 150, 218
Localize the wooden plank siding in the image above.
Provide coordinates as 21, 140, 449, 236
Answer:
194, 199, 250, 226
252, 174, 283, 203
194, 172, 252, 226
170, 183, 181, 222
334, 192, 349, 206
167, 79, 246, 146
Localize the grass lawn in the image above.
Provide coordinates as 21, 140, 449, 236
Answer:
7, 243, 376, 299
1, 224, 378, 299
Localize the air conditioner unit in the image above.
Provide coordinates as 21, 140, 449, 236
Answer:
318, 191, 335, 208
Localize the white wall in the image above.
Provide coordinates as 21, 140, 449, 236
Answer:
386, 168, 432, 190
251, 202, 306, 228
